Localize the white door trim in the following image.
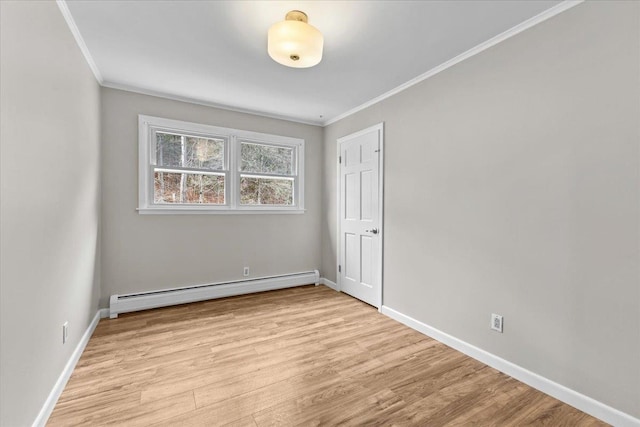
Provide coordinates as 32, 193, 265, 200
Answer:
336, 123, 384, 310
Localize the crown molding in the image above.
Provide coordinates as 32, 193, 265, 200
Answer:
56, 0, 103, 84
56, 0, 320, 126
56, 0, 582, 128
323, 0, 584, 126
101, 81, 323, 126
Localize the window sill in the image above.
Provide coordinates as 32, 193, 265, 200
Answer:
137, 207, 306, 215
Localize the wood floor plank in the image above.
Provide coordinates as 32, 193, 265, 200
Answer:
251, 381, 372, 426
48, 285, 608, 426
222, 416, 259, 427
163, 365, 344, 425
48, 390, 195, 426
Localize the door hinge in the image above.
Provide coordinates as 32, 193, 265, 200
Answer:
339, 156, 342, 164
338, 265, 342, 273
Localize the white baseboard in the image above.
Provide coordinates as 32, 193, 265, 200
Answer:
381, 305, 639, 427
32, 308, 108, 427
317, 277, 339, 291
110, 270, 320, 318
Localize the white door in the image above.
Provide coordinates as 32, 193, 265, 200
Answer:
338, 123, 383, 308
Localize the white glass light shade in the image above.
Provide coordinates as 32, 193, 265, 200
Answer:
268, 12, 323, 68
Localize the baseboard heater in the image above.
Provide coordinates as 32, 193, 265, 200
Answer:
109, 270, 319, 318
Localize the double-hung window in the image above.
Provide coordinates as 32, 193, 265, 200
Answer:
153, 131, 227, 205
239, 140, 297, 206
138, 115, 304, 213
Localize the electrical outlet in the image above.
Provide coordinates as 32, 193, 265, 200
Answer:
491, 314, 503, 333
62, 321, 69, 344
243, 267, 250, 277
491, 314, 503, 332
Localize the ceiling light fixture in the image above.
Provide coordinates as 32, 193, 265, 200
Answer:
268, 10, 323, 68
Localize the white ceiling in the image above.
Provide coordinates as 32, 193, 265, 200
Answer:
65, 0, 561, 125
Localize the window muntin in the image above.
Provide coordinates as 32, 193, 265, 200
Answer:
139, 115, 304, 213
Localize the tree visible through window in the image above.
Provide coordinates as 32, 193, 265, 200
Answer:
154, 132, 225, 204
240, 142, 294, 206
138, 115, 304, 213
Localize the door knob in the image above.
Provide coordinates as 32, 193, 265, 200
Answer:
365, 228, 379, 234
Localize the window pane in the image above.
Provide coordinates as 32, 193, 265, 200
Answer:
156, 132, 224, 170
240, 142, 293, 175
154, 171, 225, 204
240, 176, 293, 206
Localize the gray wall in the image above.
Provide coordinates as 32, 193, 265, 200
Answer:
322, 1, 639, 419
100, 88, 323, 306
0, 2, 102, 426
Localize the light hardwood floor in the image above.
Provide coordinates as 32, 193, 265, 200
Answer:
49, 285, 607, 426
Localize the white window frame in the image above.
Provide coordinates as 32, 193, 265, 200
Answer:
138, 115, 305, 214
